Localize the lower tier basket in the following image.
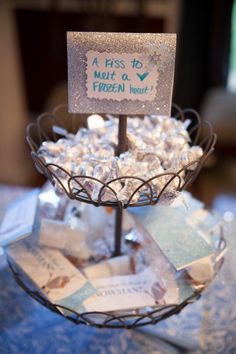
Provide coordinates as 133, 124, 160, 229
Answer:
7, 230, 225, 330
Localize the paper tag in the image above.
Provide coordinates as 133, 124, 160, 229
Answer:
67, 32, 176, 115
0, 189, 39, 247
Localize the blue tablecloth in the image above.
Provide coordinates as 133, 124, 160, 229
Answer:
0, 185, 236, 354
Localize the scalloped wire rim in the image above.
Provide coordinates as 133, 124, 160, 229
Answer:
26, 104, 217, 208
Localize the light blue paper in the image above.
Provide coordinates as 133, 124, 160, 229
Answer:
0, 189, 39, 247
129, 202, 215, 270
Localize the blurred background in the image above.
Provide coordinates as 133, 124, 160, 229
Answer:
0, 0, 235, 212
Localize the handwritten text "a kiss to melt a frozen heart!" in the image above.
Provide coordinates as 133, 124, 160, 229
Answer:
86, 51, 158, 101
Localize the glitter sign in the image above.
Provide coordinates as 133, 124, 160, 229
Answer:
67, 32, 176, 115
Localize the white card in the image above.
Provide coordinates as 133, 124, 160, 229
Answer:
0, 189, 39, 246
80, 267, 179, 313
86, 51, 158, 102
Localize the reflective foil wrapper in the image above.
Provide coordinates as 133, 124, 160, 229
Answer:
37, 115, 204, 204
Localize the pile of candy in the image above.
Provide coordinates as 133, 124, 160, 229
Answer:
38, 115, 203, 203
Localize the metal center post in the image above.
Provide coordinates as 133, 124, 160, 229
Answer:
113, 115, 127, 256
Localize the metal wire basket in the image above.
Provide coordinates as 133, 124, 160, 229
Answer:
7, 231, 225, 329
26, 104, 216, 209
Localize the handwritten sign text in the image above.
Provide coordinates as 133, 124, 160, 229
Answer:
86, 51, 158, 101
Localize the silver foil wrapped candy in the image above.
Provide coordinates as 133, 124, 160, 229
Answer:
37, 114, 203, 204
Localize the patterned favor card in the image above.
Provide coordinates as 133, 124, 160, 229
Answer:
67, 32, 176, 115
8, 242, 96, 314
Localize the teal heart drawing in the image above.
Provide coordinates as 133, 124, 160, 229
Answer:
136, 72, 149, 81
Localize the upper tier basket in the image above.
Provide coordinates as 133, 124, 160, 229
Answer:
26, 104, 216, 208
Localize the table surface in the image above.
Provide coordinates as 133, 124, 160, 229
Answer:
0, 184, 236, 354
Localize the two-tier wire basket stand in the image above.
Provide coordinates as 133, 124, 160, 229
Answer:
7, 103, 225, 329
